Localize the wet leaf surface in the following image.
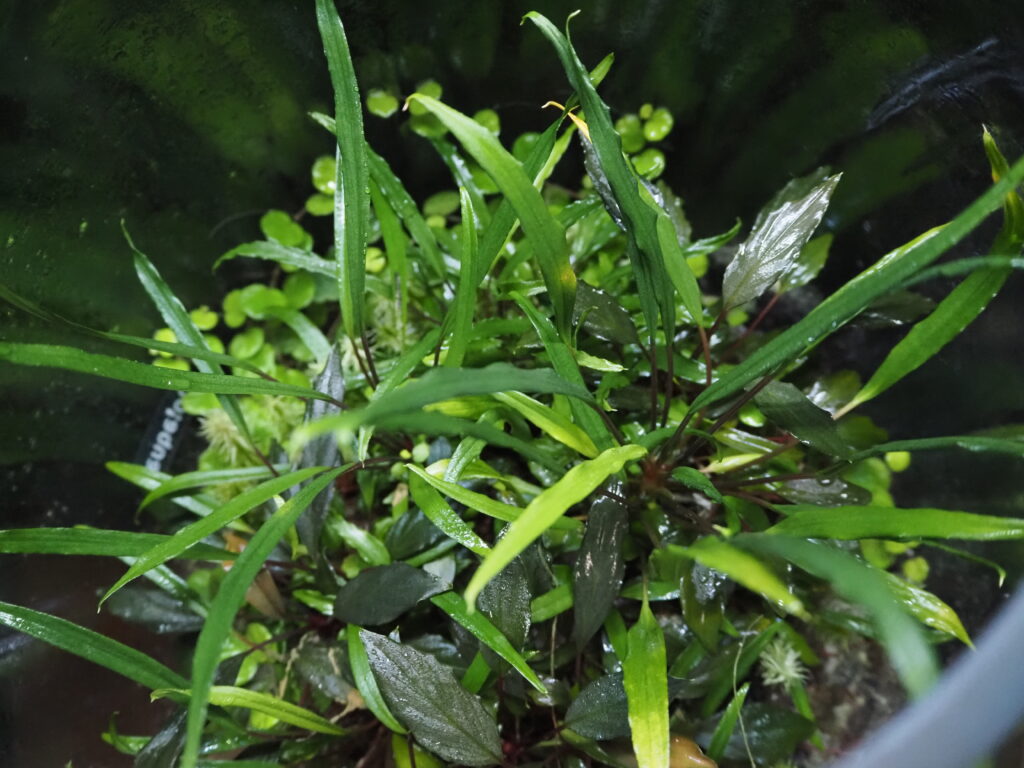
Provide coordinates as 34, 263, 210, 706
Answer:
333, 563, 445, 625
572, 486, 628, 646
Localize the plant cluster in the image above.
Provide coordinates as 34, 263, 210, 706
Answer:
2, 4, 1024, 768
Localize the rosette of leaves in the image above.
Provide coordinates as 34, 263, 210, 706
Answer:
2, 3, 1024, 768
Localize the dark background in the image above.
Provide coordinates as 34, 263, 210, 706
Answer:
2, 1, 1024, 765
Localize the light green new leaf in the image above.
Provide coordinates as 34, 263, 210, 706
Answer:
406, 93, 576, 337
326, 516, 391, 566
216, 241, 335, 277
883, 572, 972, 646
107, 461, 219, 520
263, 307, 332, 369
347, 624, 407, 733
850, 435, 1024, 461
139, 465, 282, 511
736, 534, 936, 697
443, 188, 480, 368
755, 381, 853, 459
0, 343, 329, 401
722, 171, 841, 310
153, 686, 344, 735
316, 0, 370, 339
691, 150, 1024, 412
0, 528, 231, 561
494, 391, 598, 457
430, 591, 545, 692
767, 505, 1024, 541
464, 444, 646, 609
671, 539, 807, 618
408, 472, 490, 556
622, 596, 669, 768
0, 600, 187, 691
181, 468, 344, 768
101, 466, 327, 607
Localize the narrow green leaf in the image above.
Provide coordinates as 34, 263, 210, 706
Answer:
883, 572, 972, 646
0, 343, 329, 400
672, 539, 807, 618
216, 241, 335, 276
347, 624, 407, 733
101, 467, 325, 607
754, 381, 853, 459
431, 591, 545, 692
0, 600, 187, 691
461, 652, 491, 695
263, 307, 332, 369
407, 471, 491, 556
767, 504, 1024, 541
369, 179, 410, 336
316, 0, 370, 338
670, 467, 724, 504
707, 682, 750, 762
181, 468, 343, 768
327, 516, 391, 566
154, 686, 344, 735
531, 582, 574, 623
736, 534, 937, 697
656, 212, 704, 325
334, 563, 443, 625
360, 630, 503, 765
465, 444, 646, 609
622, 597, 669, 768
722, 171, 841, 310
904, 255, 1024, 286
494, 391, 598, 458
850, 435, 1024, 461
139, 466, 282, 511
572, 487, 628, 646
510, 291, 614, 450
406, 93, 576, 337
691, 151, 1024, 412
107, 461, 219, 521
406, 465, 577, 531
443, 188, 480, 368
0, 528, 231, 561
125, 226, 257, 450
0, 283, 269, 377
432, 139, 491, 227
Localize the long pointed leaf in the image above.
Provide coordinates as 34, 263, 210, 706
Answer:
464, 445, 645, 609
347, 624, 407, 733
768, 505, 1024, 540
443, 188, 480, 368
153, 686, 345, 735
181, 468, 344, 768
623, 596, 669, 768
408, 472, 490, 556
316, 0, 370, 338
0, 600, 187, 690
0, 528, 231, 561
849, 435, 1024, 461
139, 465, 282, 511
216, 241, 335, 276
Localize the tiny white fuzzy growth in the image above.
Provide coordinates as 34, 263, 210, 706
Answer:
759, 636, 808, 689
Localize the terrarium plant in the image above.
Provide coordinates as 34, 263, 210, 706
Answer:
2, 3, 1024, 767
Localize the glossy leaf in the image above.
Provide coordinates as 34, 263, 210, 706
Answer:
623, 597, 669, 768
293, 634, 354, 704
722, 171, 841, 310
494, 391, 598, 457
850, 435, 1024, 461
699, 703, 813, 766
361, 630, 503, 765
0, 343, 328, 401
476, 557, 532, 650
778, 233, 832, 293
101, 467, 326, 606
884, 572, 971, 646
736, 535, 936, 697
181, 468, 343, 768
754, 381, 853, 459
656, 207, 704, 326
443, 188, 480, 368
768, 504, 1024, 541
138, 466, 282, 511
327, 516, 391, 566
333, 563, 444, 625
565, 673, 630, 741
154, 686, 344, 735
672, 539, 807, 618
671, 467, 724, 503
406, 93, 576, 337
0, 528, 230, 561
347, 624, 406, 734
430, 591, 544, 692
316, 0, 370, 338
573, 281, 639, 345
572, 486, 628, 646
691, 151, 1024, 412
465, 445, 646, 609
407, 471, 490, 556
0, 600, 187, 690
